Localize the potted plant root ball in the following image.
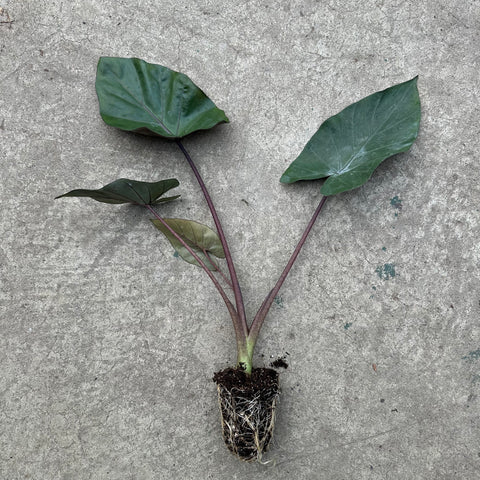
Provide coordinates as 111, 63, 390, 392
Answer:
57, 57, 421, 461
213, 367, 279, 461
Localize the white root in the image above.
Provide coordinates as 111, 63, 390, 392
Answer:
216, 383, 279, 462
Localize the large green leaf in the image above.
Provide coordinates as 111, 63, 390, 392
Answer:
95, 57, 229, 139
56, 178, 180, 205
280, 77, 421, 195
151, 218, 225, 270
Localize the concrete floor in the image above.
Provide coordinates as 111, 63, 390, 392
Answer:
1, 0, 479, 478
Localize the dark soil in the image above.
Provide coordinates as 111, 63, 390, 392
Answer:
213, 367, 279, 461
213, 367, 278, 391
271, 357, 289, 369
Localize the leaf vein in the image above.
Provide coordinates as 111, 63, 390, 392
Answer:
115, 79, 175, 136
338, 86, 412, 174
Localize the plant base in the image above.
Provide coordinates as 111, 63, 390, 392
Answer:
213, 367, 279, 462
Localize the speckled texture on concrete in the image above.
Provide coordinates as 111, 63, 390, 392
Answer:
1, 1, 479, 478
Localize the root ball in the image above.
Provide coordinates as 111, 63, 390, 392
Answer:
213, 368, 279, 462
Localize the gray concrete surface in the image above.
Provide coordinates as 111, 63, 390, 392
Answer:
1, 0, 479, 478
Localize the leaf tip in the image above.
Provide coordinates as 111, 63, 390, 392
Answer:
404, 75, 419, 90
279, 172, 294, 184
54, 192, 73, 200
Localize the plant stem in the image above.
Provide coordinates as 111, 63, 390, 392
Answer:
146, 204, 247, 355
203, 250, 233, 289
248, 195, 328, 347
175, 140, 249, 341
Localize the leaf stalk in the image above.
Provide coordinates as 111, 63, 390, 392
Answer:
248, 196, 328, 347
146, 204, 248, 352
176, 140, 249, 342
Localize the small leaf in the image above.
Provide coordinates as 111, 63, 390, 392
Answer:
56, 178, 180, 205
96, 57, 229, 139
280, 77, 421, 195
151, 218, 225, 270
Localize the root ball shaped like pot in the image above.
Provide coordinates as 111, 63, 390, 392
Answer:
213, 367, 280, 462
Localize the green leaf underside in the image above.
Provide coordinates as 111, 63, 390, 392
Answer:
56, 178, 180, 205
280, 77, 421, 195
96, 57, 229, 139
151, 218, 225, 270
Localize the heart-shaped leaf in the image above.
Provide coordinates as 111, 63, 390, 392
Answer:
280, 77, 421, 195
56, 178, 180, 205
151, 218, 225, 270
95, 57, 229, 139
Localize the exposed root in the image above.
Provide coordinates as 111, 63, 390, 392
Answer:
213, 368, 279, 462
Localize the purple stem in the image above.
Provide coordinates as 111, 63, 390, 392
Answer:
203, 249, 233, 289
146, 204, 245, 344
248, 195, 328, 343
176, 140, 249, 340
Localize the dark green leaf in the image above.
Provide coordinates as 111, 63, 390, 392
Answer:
280, 77, 421, 195
56, 178, 180, 205
151, 218, 225, 270
96, 57, 229, 139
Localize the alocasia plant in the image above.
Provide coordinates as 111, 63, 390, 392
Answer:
57, 57, 421, 462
